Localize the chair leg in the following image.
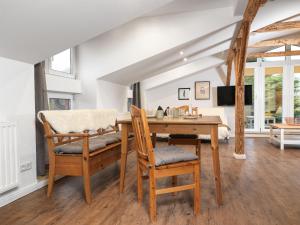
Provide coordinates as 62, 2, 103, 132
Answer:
172, 176, 177, 196
47, 156, 55, 198
193, 164, 200, 215
149, 169, 157, 222
137, 164, 143, 204
196, 139, 201, 159
82, 159, 92, 204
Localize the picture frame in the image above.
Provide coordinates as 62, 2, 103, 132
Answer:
178, 88, 190, 100
195, 81, 210, 100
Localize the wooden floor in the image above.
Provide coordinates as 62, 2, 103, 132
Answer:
1, 138, 300, 225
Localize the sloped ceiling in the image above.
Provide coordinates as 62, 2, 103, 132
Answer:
95, 0, 300, 89
0, 0, 172, 64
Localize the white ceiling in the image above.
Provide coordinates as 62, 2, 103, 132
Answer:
100, 0, 300, 87
145, 0, 234, 17
1, 0, 299, 89
0, 0, 172, 64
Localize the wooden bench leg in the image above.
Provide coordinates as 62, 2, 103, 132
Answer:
82, 158, 92, 204
47, 156, 55, 198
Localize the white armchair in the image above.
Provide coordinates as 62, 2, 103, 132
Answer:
197, 107, 231, 141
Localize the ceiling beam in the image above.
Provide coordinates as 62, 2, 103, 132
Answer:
248, 50, 300, 58
227, 0, 267, 157
227, 0, 267, 63
253, 21, 300, 33
249, 37, 300, 48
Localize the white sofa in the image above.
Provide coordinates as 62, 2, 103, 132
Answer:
197, 107, 231, 141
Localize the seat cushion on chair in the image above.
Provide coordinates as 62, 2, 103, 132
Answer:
54, 133, 122, 154
55, 137, 108, 154
154, 146, 198, 166
169, 134, 198, 139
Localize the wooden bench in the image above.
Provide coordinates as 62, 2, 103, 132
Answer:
39, 113, 134, 204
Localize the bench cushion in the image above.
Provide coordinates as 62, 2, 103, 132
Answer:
55, 132, 122, 154
169, 134, 198, 139
154, 146, 198, 166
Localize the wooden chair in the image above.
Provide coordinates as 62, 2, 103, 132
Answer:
168, 105, 201, 156
130, 105, 200, 222
40, 113, 134, 204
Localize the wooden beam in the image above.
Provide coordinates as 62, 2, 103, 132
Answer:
226, 0, 266, 81
249, 37, 300, 48
235, 22, 250, 156
243, 0, 267, 22
225, 0, 266, 157
254, 21, 300, 33
248, 50, 300, 58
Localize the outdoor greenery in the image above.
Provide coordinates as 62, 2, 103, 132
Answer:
294, 74, 300, 117
244, 71, 300, 128
265, 74, 282, 123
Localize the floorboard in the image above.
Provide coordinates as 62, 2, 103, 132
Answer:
0, 138, 299, 225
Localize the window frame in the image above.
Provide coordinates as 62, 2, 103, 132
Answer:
45, 48, 76, 79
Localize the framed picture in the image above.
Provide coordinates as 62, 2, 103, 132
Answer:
178, 88, 190, 100
195, 81, 210, 100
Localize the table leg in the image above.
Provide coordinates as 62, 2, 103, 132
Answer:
210, 125, 223, 205
280, 128, 284, 150
151, 133, 157, 148
120, 124, 128, 193
269, 126, 273, 143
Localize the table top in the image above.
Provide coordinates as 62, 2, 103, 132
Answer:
271, 123, 300, 129
117, 116, 222, 125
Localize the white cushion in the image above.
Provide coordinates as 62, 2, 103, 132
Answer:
38, 109, 117, 133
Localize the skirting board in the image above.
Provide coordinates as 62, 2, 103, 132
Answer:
233, 153, 247, 159
0, 176, 62, 207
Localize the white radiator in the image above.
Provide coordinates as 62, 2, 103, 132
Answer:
0, 122, 18, 194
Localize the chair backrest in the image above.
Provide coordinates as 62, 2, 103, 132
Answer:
130, 105, 155, 166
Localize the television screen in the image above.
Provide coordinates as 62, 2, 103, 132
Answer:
217, 85, 252, 106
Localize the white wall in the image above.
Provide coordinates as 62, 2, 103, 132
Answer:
145, 67, 235, 134
0, 57, 37, 206
46, 74, 82, 94
97, 80, 128, 112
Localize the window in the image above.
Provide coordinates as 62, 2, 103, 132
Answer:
47, 48, 75, 78
127, 85, 133, 111
244, 68, 255, 130
294, 66, 300, 117
264, 67, 283, 128
48, 93, 73, 110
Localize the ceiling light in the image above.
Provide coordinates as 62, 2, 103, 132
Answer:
183, 57, 188, 62
180, 51, 184, 55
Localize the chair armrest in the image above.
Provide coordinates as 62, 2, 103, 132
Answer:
218, 124, 231, 131
45, 133, 89, 138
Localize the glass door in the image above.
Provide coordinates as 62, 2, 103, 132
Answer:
263, 66, 283, 130
294, 65, 300, 117
244, 67, 256, 131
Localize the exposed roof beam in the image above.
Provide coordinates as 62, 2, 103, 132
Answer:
227, 0, 267, 63
253, 21, 300, 33
249, 37, 300, 48
248, 50, 300, 58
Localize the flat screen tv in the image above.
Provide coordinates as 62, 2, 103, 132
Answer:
217, 85, 253, 106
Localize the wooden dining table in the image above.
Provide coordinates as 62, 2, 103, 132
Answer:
117, 116, 223, 205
